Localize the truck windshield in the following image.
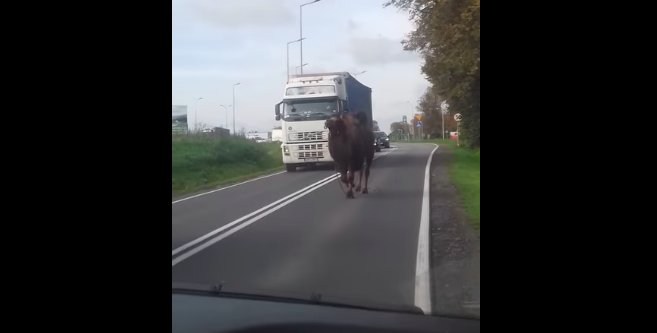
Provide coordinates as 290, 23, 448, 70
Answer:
283, 99, 338, 122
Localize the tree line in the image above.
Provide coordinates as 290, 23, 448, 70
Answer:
385, 0, 479, 147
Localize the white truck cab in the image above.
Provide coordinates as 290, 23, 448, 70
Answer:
274, 72, 372, 172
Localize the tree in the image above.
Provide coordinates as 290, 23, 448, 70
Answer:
416, 86, 457, 138
390, 121, 410, 134
384, 0, 480, 147
390, 121, 411, 140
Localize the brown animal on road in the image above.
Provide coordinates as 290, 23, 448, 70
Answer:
324, 112, 375, 198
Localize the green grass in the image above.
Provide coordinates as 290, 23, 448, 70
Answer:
172, 135, 283, 196
449, 146, 480, 231
406, 139, 480, 231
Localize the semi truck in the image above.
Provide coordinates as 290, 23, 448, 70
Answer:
274, 72, 372, 172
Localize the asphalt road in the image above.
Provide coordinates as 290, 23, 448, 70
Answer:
172, 143, 437, 311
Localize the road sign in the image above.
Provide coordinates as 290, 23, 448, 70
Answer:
454, 113, 463, 122
416, 121, 422, 127
440, 100, 449, 114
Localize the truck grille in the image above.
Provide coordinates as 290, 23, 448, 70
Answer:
298, 151, 324, 159
289, 131, 327, 141
297, 143, 323, 151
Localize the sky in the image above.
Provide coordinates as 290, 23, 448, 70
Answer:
172, 0, 430, 134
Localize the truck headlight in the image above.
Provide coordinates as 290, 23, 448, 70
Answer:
283, 145, 290, 156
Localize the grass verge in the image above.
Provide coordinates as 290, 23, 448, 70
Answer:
404, 139, 480, 231
172, 135, 283, 196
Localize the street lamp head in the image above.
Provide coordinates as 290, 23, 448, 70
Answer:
233, 82, 240, 86
302, 0, 320, 6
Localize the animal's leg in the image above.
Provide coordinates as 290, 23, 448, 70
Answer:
346, 167, 355, 199
363, 155, 373, 194
340, 172, 348, 185
355, 168, 363, 192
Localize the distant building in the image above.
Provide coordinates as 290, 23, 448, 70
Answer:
214, 127, 230, 137
172, 105, 188, 134
246, 131, 270, 142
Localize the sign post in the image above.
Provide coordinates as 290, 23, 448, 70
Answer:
440, 100, 449, 140
415, 113, 424, 140
454, 113, 463, 147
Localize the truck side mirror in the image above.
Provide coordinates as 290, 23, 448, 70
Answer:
275, 103, 281, 120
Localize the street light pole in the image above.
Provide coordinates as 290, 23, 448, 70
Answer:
220, 104, 231, 128
300, 0, 320, 74
232, 83, 240, 135
295, 63, 309, 74
287, 38, 305, 82
195, 97, 203, 133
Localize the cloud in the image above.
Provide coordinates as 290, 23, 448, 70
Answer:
190, 0, 295, 28
347, 19, 358, 31
347, 37, 419, 65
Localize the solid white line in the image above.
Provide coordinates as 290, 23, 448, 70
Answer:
172, 173, 339, 257
172, 147, 396, 205
172, 174, 340, 266
415, 144, 439, 314
172, 170, 286, 204
172, 146, 399, 263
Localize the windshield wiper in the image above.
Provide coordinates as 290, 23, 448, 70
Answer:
172, 282, 424, 315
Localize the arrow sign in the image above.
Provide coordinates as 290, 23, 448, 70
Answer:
441, 100, 449, 114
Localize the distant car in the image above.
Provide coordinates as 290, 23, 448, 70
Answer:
373, 137, 381, 152
374, 131, 390, 149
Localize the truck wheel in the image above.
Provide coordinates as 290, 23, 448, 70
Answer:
285, 164, 296, 172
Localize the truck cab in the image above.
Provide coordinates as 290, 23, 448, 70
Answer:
274, 72, 372, 172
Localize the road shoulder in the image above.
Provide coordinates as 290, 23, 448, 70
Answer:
429, 145, 480, 318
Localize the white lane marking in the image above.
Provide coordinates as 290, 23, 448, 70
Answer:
172, 174, 340, 266
172, 171, 286, 204
172, 173, 338, 257
415, 144, 439, 314
172, 145, 399, 264
172, 147, 396, 205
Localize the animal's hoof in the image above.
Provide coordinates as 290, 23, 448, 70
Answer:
355, 186, 361, 192
362, 188, 368, 194
346, 190, 354, 199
